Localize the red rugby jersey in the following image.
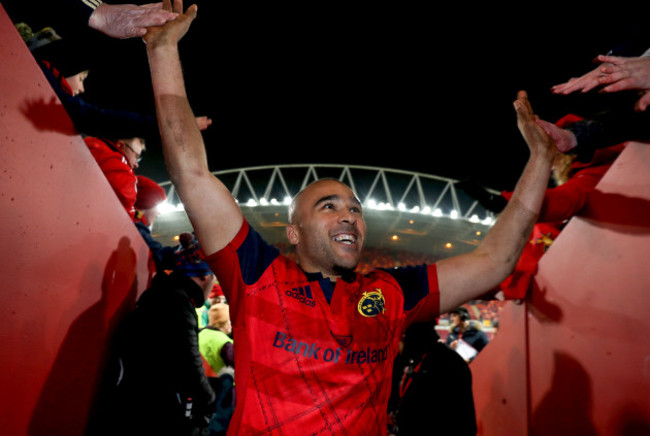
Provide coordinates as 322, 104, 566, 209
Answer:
206, 220, 440, 435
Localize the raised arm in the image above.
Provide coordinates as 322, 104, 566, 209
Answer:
437, 91, 556, 313
143, 0, 243, 256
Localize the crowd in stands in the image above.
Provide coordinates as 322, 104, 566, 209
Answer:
8, 3, 650, 435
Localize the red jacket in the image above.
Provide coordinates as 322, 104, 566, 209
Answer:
84, 137, 137, 219
498, 142, 626, 300
502, 142, 626, 223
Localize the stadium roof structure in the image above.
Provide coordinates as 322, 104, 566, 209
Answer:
153, 164, 500, 261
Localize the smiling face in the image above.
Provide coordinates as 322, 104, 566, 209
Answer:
287, 179, 366, 279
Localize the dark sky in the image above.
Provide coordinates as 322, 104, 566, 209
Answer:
5, 1, 644, 191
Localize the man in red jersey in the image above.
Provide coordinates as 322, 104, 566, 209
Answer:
143, 2, 557, 434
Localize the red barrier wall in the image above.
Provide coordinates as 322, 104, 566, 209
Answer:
0, 5, 151, 435
472, 142, 650, 435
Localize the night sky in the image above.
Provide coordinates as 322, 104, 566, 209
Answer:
4, 1, 644, 191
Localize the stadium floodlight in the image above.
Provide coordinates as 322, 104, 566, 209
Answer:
376, 202, 394, 211
433, 208, 443, 217
470, 214, 480, 223
450, 210, 459, 219
157, 201, 183, 215
246, 199, 258, 207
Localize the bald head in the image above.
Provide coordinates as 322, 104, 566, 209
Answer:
288, 179, 359, 224
285, 179, 366, 278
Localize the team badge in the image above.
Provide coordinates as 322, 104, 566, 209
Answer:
358, 289, 386, 317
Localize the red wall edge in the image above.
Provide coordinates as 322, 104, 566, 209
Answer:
0, 5, 151, 435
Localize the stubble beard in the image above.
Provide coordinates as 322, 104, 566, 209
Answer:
313, 243, 361, 277
329, 245, 362, 276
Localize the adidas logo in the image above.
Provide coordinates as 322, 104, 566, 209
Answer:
285, 285, 316, 307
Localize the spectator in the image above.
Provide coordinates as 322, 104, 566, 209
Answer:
548, 36, 650, 158
17, 23, 213, 140
199, 301, 235, 436
209, 303, 232, 334
199, 303, 234, 376
211, 286, 227, 305
84, 135, 144, 219
134, 175, 177, 274
143, 2, 557, 433
535, 108, 648, 163
388, 321, 476, 435
103, 235, 218, 436
197, 283, 226, 329
445, 307, 489, 363
19, 24, 161, 140
134, 175, 166, 227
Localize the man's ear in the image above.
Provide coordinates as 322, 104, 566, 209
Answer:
286, 224, 299, 245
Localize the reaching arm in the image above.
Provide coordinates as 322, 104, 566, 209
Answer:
597, 54, 650, 111
551, 52, 650, 111
89, 2, 178, 38
437, 91, 556, 313
144, 0, 243, 256
551, 62, 609, 95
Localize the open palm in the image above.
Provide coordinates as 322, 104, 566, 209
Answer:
143, 0, 197, 49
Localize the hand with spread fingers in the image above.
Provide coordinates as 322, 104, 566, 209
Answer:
551, 61, 612, 95
551, 52, 650, 111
